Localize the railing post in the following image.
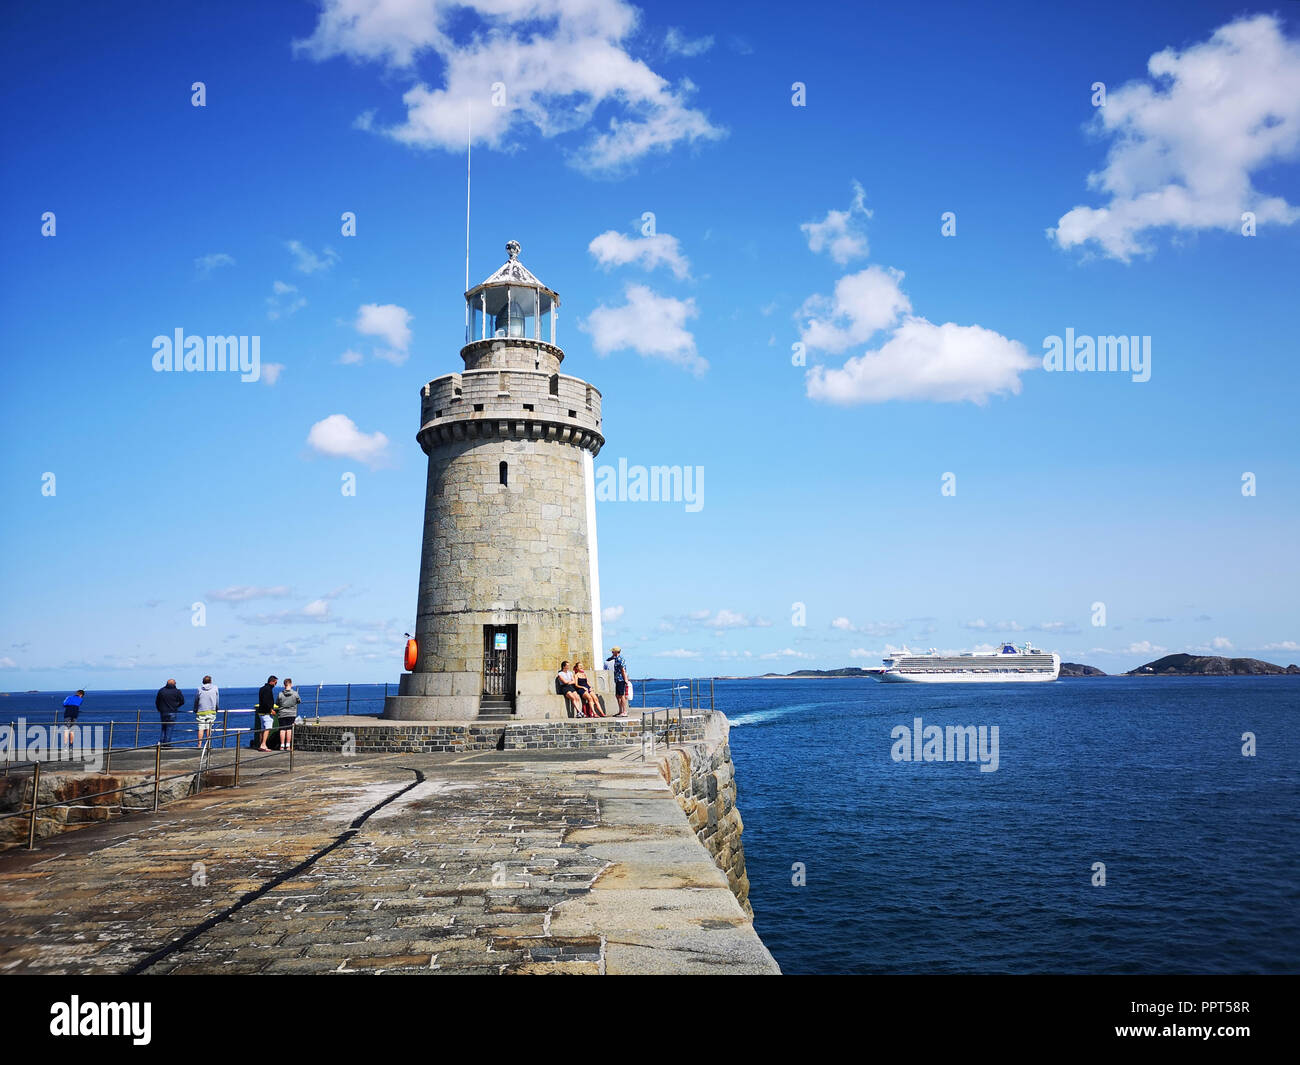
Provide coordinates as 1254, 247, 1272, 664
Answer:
315, 684, 321, 719
289, 738, 295, 773
27, 761, 41, 850
105, 722, 114, 773
710, 676, 715, 711
152, 743, 162, 812
346, 683, 351, 715
233, 741, 241, 788
222, 709, 229, 749
134, 709, 141, 747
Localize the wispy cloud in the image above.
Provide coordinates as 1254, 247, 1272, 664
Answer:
286, 239, 339, 274
194, 252, 235, 279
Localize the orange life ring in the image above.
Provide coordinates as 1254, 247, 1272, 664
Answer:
403, 638, 418, 672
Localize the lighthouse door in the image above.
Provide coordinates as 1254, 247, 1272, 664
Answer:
482, 625, 517, 699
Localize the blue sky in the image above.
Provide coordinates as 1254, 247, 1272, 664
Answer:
1, 0, 1297, 690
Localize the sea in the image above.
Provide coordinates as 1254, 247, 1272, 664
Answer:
2, 675, 1296, 974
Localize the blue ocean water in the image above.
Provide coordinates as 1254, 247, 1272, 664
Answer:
724, 676, 1300, 974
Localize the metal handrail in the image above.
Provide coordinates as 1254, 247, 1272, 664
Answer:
2, 727, 297, 850
639, 706, 687, 760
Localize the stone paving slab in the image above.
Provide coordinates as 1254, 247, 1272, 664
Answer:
0, 748, 778, 975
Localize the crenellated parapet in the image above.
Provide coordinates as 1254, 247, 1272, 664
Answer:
418, 367, 603, 456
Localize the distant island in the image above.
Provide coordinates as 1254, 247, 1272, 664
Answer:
756, 667, 874, 679
1059, 662, 1106, 676
751, 653, 1299, 680
1126, 653, 1299, 676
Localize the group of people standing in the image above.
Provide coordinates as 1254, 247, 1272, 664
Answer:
554, 647, 631, 718
255, 676, 301, 751
149, 675, 302, 749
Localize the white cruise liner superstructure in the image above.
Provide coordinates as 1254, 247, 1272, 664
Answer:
872, 643, 1061, 683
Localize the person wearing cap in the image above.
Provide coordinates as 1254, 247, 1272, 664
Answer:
604, 647, 629, 717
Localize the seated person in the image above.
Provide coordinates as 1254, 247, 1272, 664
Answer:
555, 662, 582, 717
573, 662, 603, 717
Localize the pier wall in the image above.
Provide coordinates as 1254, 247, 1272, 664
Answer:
657, 713, 752, 916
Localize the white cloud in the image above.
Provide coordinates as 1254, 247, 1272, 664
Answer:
801, 180, 871, 264
266, 281, 307, 320
355, 303, 413, 363
1211, 636, 1234, 650
759, 648, 814, 660
1262, 641, 1300, 653
583, 283, 705, 374
208, 586, 293, 602
848, 648, 877, 660
588, 230, 690, 278
664, 27, 713, 57
807, 317, 1036, 405
831, 618, 904, 637
655, 648, 702, 658
0, 656, 18, 669
338, 349, 365, 365
306, 414, 391, 468
798, 266, 910, 354
194, 252, 234, 279
302, 599, 331, 619
1049, 15, 1300, 260
260, 363, 285, 386
295, 0, 724, 174
1125, 641, 1166, 656
286, 239, 340, 274
693, 609, 770, 630
602, 605, 625, 623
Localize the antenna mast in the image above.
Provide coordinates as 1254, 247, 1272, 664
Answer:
465, 105, 472, 293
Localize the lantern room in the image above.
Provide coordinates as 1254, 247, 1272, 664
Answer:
465, 240, 559, 347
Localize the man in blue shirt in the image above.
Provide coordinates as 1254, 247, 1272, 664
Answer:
62, 690, 84, 747
604, 648, 629, 717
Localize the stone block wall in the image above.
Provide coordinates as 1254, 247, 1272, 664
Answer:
0, 771, 196, 847
657, 713, 752, 916
296, 715, 708, 754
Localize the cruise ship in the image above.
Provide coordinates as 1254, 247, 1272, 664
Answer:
870, 643, 1061, 683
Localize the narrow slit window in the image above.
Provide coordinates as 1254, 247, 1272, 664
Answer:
585, 385, 592, 409
548, 374, 559, 396
499, 461, 508, 486
498, 371, 508, 393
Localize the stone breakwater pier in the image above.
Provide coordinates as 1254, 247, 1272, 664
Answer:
0, 711, 777, 974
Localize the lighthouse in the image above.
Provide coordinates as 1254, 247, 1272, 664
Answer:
384, 241, 608, 721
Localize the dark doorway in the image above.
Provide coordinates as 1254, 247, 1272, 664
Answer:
482, 624, 518, 707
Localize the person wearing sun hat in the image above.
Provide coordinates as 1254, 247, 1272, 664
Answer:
605, 646, 629, 717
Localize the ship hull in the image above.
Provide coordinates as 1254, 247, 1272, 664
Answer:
876, 669, 1059, 683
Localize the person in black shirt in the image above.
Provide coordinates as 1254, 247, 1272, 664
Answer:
154, 679, 185, 748
256, 676, 278, 751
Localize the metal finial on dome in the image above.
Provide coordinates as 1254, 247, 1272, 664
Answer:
506, 240, 520, 260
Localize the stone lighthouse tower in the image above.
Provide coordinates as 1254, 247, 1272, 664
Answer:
384, 241, 608, 721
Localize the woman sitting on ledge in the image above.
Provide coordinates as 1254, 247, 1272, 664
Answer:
573, 661, 603, 717
555, 661, 582, 717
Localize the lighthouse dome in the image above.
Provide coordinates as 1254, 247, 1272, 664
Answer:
465, 241, 560, 352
